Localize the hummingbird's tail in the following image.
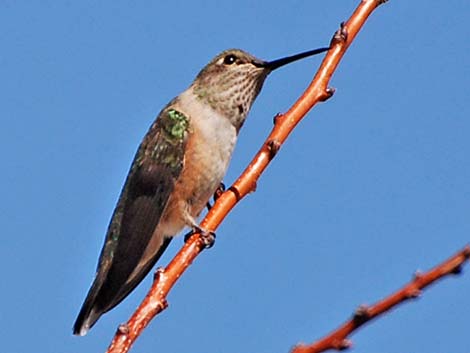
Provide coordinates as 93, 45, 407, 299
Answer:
73, 299, 102, 336
73, 235, 173, 336
73, 267, 111, 336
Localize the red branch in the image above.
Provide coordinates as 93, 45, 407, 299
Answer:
106, 1, 389, 352
292, 245, 470, 353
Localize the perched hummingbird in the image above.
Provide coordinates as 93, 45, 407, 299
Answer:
73, 46, 329, 336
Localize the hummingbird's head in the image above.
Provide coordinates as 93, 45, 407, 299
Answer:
192, 47, 329, 131
192, 49, 270, 131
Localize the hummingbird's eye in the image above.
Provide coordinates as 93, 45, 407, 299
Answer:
223, 54, 237, 65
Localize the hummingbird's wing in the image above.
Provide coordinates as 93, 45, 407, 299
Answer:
74, 106, 190, 335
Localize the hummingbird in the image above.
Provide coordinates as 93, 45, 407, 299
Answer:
73, 46, 329, 336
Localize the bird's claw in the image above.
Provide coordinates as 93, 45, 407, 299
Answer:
201, 230, 216, 249
213, 182, 225, 201
184, 226, 216, 249
195, 226, 216, 249
184, 230, 194, 243
206, 182, 226, 211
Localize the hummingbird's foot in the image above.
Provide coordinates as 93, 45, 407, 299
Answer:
213, 182, 225, 201
194, 225, 216, 249
183, 226, 216, 249
206, 182, 226, 211
200, 229, 216, 249
184, 230, 193, 243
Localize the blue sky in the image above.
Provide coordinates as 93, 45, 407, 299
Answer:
1, 1, 469, 353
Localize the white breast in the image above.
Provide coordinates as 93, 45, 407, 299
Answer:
175, 89, 238, 217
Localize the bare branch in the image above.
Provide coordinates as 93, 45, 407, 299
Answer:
292, 245, 470, 353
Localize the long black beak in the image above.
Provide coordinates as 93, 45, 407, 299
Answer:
258, 47, 330, 71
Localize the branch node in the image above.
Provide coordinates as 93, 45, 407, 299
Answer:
291, 343, 307, 353
250, 181, 258, 194
406, 286, 422, 299
267, 139, 281, 158
153, 267, 165, 281
331, 22, 348, 46
463, 245, 470, 258
117, 323, 130, 335
273, 113, 283, 125
320, 87, 336, 102
334, 338, 353, 350
353, 304, 371, 324
450, 265, 462, 275
413, 270, 423, 281
326, 86, 336, 96
228, 185, 242, 201
158, 299, 169, 311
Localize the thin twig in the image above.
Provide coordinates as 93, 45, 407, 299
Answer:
292, 245, 470, 353
106, 1, 388, 352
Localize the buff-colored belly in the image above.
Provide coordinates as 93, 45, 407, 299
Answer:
158, 117, 236, 236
